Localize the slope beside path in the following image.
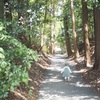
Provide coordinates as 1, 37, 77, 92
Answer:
38, 54, 100, 100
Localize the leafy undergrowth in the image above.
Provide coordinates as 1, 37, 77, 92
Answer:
1, 52, 51, 100
0, 34, 39, 99
0, 34, 51, 100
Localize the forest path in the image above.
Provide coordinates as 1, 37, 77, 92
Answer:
38, 54, 100, 100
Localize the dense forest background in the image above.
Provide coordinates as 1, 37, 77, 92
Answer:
0, 0, 100, 99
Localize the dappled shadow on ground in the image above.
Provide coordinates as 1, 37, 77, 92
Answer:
39, 69, 99, 100
76, 56, 100, 97
38, 54, 100, 100
39, 83, 98, 100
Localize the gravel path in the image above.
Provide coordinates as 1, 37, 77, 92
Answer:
38, 54, 100, 100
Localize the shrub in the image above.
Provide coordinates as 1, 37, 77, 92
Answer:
0, 34, 38, 98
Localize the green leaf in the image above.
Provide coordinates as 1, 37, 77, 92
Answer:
22, 72, 29, 85
0, 22, 4, 31
22, 78, 28, 85
0, 47, 4, 54
2, 92, 9, 98
0, 53, 5, 59
10, 86, 14, 92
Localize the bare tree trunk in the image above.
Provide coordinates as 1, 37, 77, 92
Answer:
41, 0, 48, 49
17, 0, 28, 46
64, 15, 72, 56
50, 0, 55, 54
82, 0, 92, 67
70, 0, 79, 59
4, 0, 12, 34
0, 0, 4, 20
93, 7, 100, 69
41, 25, 45, 47
50, 19, 55, 54
18, 0, 24, 26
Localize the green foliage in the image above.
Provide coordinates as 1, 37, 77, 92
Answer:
0, 34, 38, 98
55, 28, 66, 53
0, 22, 4, 31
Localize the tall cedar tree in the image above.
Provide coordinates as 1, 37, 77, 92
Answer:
41, 0, 48, 48
93, 7, 100, 69
0, 0, 4, 20
4, 0, 12, 34
70, 0, 79, 59
64, 15, 72, 56
82, 0, 92, 67
50, 0, 55, 54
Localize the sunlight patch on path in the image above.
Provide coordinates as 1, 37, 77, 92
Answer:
38, 54, 100, 100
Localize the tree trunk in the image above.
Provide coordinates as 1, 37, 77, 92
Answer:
17, 0, 27, 45
70, 0, 79, 59
0, 0, 4, 20
82, 0, 92, 67
63, 16, 72, 56
50, 20, 55, 54
93, 7, 100, 69
18, 0, 24, 26
4, 0, 12, 34
50, 1, 55, 54
41, 0, 48, 50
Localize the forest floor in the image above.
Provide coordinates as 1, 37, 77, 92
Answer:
76, 54, 100, 96
1, 48, 100, 100
76, 42, 100, 95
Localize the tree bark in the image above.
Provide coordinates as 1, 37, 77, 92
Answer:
70, 0, 79, 59
4, 0, 12, 34
17, 0, 27, 45
82, 0, 92, 67
41, 0, 48, 50
93, 7, 100, 69
63, 16, 72, 56
0, 0, 4, 20
18, 0, 24, 25
50, 0, 55, 54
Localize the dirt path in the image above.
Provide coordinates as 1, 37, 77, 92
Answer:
38, 54, 100, 100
